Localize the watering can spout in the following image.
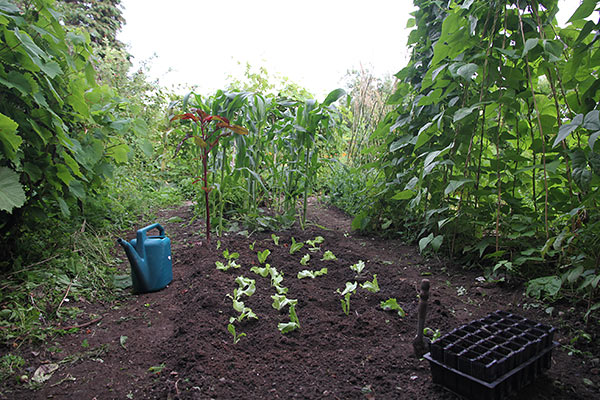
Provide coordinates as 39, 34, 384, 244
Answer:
117, 237, 151, 291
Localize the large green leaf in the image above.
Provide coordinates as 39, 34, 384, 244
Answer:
0, 112, 21, 157
0, 166, 26, 213
568, 0, 598, 22
322, 88, 346, 107
553, 114, 583, 148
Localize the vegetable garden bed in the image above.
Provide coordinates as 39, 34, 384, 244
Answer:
1, 201, 597, 399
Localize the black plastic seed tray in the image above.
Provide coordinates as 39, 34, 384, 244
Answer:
424, 310, 558, 400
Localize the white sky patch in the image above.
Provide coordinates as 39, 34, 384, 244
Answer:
117, 0, 583, 98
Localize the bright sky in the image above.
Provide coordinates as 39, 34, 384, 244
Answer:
118, 0, 580, 99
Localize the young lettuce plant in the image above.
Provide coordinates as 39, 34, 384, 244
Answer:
227, 323, 246, 344
278, 304, 300, 334
289, 237, 304, 254
336, 281, 358, 316
297, 268, 328, 279
257, 249, 271, 264
360, 274, 380, 293
171, 108, 248, 244
271, 234, 280, 246
269, 267, 288, 295
306, 236, 324, 252
271, 294, 298, 311
350, 260, 366, 275
215, 249, 241, 271
250, 264, 271, 278
380, 298, 406, 317
300, 254, 310, 266
321, 250, 337, 261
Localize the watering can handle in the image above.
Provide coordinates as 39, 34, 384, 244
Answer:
139, 223, 165, 237
136, 223, 165, 250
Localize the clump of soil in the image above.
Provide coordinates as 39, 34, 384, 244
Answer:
1, 201, 598, 399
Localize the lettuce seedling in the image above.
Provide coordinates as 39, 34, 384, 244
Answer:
321, 250, 337, 261
269, 267, 288, 295
289, 237, 304, 254
278, 304, 300, 334
380, 298, 406, 317
257, 249, 271, 264
249, 241, 255, 250
360, 274, 380, 293
227, 323, 246, 344
300, 254, 310, 266
271, 294, 298, 311
350, 260, 366, 275
297, 268, 328, 279
306, 236, 324, 252
336, 281, 358, 316
234, 276, 256, 298
216, 249, 241, 270
250, 264, 271, 278
271, 234, 280, 246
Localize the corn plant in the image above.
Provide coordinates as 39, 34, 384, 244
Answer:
171, 106, 248, 244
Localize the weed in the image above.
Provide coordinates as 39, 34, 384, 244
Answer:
0, 354, 25, 381
148, 363, 166, 375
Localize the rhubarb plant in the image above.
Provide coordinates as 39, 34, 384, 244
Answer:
278, 304, 300, 334
360, 274, 380, 293
321, 250, 337, 261
257, 249, 271, 264
337, 281, 358, 316
380, 298, 406, 317
297, 268, 328, 279
289, 237, 304, 254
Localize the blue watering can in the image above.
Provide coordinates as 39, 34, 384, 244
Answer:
117, 223, 172, 294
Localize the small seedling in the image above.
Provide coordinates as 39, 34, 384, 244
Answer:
271, 234, 280, 246
424, 327, 442, 341
306, 236, 324, 251
289, 237, 304, 254
360, 274, 380, 293
337, 281, 358, 315
227, 323, 247, 344
216, 240, 221, 250
257, 249, 271, 264
148, 363, 166, 375
250, 264, 271, 278
300, 254, 310, 266
350, 260, 366, 275
119, 336, 128, 350
278, 304, 300, 333
271, 294, 298, 311
297, 268, 328, 279
269, 267, 288, 294
249, 241, 256, 250
380, 298, 406, 317
216, 249, 241, 270
321, 250, 337, 261
81, 339, 89, 348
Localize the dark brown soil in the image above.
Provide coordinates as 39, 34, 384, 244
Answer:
1, 200, 599, 399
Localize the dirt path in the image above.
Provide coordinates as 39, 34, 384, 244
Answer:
1, 200, 598, 399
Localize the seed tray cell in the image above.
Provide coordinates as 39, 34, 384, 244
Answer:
426, 310, 558, 400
